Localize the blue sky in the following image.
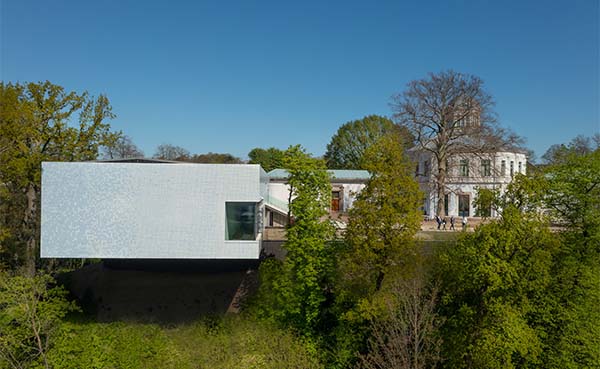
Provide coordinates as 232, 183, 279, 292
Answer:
1, 0, 598, 160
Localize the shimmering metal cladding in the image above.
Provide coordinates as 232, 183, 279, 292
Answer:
41, 162, 265, 259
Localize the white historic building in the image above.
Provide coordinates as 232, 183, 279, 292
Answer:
265, 169, 369, 227
412, 149, 528, 218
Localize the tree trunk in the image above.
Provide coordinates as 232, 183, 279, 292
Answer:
436, 156, 447, 217
23, 183, 38, 276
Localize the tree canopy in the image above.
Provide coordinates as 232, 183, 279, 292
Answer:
324, 115, 412, 170
256, 145, 335, 338
187, 152, 242, 164
248, 147, 285, 172
342, 132, 422, 294
100, 135, 144, 159
0, 81, 118, 273
435, 147, 600, 368
152, 143, 190, 161
541, 134, 600, 165
391, 70, 524, 216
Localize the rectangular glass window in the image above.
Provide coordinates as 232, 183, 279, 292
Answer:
423, 160, 430, 177
459, 159, 469, 177
510, 161, 514, 177
501, 160, 506, 176
225, 202, 257, 240
481, 159, 491, 177
444, 194, 449, 216
459, 194, 470, 217
518, 162, 522, 173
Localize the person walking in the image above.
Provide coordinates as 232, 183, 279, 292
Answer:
436, 215, 442, 230
442, 217, 447, 230
450, 216, 455, 231
462, 216, 468, 231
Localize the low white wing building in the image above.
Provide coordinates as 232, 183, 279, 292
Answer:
265, 169, 370, 227
41, 161, 268, 259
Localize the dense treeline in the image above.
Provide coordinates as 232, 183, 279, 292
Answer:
255, 133, 600, 368
1, 80, 599, 368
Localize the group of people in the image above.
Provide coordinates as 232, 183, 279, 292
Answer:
435, 214, 468, 231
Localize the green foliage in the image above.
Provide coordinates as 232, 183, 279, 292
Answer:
543, 149, 600, 239
0, 81, 118, 272
332, 133, 423, 367
541, 134, 599, 164
540, 232, 600, 369
435, 208, 557, 368
473, 187, 497, 218
341, 132, 422, 297
435, 153, 600, 369
0, 272, 79, 369
188, 152, 243, 164
536, 149, 600, 368
256, 145, 335, 339
324, 115, 412, 170
248, 147, 285, 172
46, 317, 321, 369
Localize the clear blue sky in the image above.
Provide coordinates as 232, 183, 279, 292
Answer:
1, 0, 598, 160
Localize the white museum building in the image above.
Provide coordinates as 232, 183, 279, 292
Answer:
412, 149, 528, 218
40, 148, 526, 260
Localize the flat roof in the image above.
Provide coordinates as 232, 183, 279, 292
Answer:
268, 168, 370, 181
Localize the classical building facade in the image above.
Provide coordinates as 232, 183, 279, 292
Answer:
412, 149, 528, 218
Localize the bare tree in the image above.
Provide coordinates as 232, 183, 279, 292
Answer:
391, 70, 523, 216
100, 135, 144, 159
541, 134, 600, 164
357, 272, 443, 369
153, 143, 190, 161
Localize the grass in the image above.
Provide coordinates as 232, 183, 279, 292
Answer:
46, 315, 322, 369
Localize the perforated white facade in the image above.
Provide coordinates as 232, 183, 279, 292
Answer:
41, 162, 267, 259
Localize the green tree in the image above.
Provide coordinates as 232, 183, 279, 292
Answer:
248, 147, 285, 172
256, 145, 335, 338
473, 187, 496, 218
0, 272, 79, 369
341, 132, 422, 294
543, 149, 600, 239
537, 149, 600, 368
541, 134, 600, 165
331, 133, 423, 366
435, 207, 557, 369
324, 115, 412, 170
188, 152, 242, 164
0, 81, 118, 274
436, 154, 600, 368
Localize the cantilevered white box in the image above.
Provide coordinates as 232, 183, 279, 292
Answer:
41, 162, 267, 259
